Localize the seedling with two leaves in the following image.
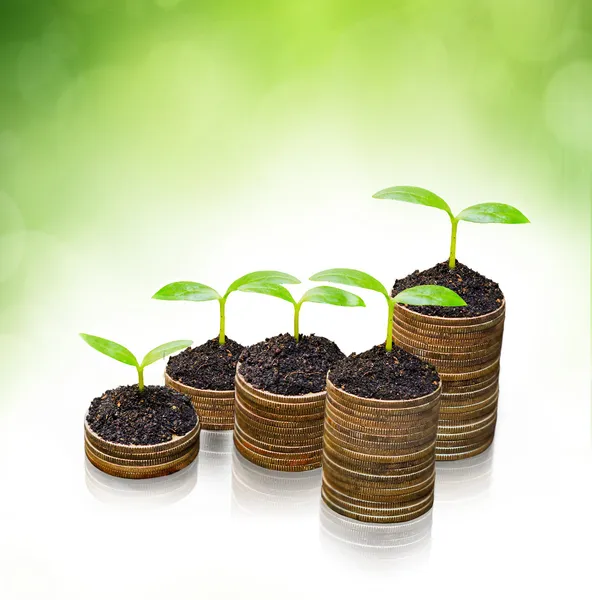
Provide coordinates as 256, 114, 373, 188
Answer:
309, 269, 466, 352
79, 335, 192, 392
152, 271, 300, 344
372, 186, 530, 269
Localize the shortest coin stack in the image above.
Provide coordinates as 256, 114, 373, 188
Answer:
234, 365, 325, 472
84, 417, 201, 479
165, 373, 235, 431
321, 377, 441, 523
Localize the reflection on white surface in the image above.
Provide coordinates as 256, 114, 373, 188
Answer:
435, 444, 495, 503
320, 501, 432, 566
231, 449, 322, 516
85, 457, 198, 508
198, 430, 234, 484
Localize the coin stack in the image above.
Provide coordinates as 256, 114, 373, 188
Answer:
84, 417, 201, 479
166, 373, 235, 430
321, 377, 441, 523
393, 301, 505, 461
233, 365, 325, 471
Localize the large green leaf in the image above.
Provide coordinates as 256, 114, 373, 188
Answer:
225, 270, 300, 296
152, 281, 220, 302
80, 334, 138, 366
141, 340, 193, 368
237, 281, 296, 304
372, 186, 453, 218
393, 285, 467, 307
299, 286, 366, 308
309, 268, 388, 298
456, 203, 530, 224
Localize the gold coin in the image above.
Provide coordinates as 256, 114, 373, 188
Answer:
438, 358, 500, 381
324, 418, 438, 447
321, 489, 433, 524
435, 437, 494, 461
234, 429, 323, 460
201, 422, 234, 431
234, 396, 324, 427
233, 436, 321, 472
235, 422, 322, 453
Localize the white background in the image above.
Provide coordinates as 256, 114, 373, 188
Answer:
0, 169, 590, 599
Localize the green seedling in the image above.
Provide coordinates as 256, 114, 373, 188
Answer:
237, 282, 365, 341
80, 334, 192, 392
372, 186, 530, 269
309, 269, 466, 352
152, 271, 300, 344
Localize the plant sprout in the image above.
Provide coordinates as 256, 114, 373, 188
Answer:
372, 186, 530, 269
237, 282, 365, 341
152, 271, 300, 345
309, 269, 466, 352
80, 334, 192, 392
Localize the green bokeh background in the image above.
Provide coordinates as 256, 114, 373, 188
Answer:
0, 0, 590, 372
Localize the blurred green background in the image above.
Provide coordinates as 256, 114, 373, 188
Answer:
0, 0, 590, 381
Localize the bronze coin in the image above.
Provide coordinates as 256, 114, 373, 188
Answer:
234, 422, 322, 453
234, 396, 324, 428
233, 436, 321, 472
395, 300, 505, 327
234, 429, 323, 460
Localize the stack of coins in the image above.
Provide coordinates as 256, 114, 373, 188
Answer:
166, 373, 234, 430
321, 377, 441, 523
393, 301, 505, 461
84, 417, 201, 479
233, 366, 325, 471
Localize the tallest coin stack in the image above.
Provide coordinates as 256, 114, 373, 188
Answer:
392, 301, 505, 460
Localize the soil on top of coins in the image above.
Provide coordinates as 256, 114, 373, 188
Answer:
239, 333, 345, 396
329, 344, 440, 400
166, 338, 244, 390
391, 260, 504, 318
86, 385, 197, 445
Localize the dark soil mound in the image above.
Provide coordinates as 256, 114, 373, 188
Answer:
391, 261, 503, 318
329, 344, 440, 400
86, 385, 197, 445
166, 338, 244, 390
239, 333, 345, 396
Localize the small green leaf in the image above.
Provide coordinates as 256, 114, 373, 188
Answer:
141, 340, 193, 368
309, 268, 388, 299
152, 281, 221, 302
456, 203, 530, 224
299, 286, 366, 308
237, 281, 296, 304
80, 334, 139, 367
393, 285, 467, 307
225, 270, 300, 296
373, 186, 454, 218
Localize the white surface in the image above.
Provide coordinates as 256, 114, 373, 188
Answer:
0, 180, 590, 599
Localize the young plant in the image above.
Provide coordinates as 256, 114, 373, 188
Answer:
372, 186, 530, 269
236, 282, 365, 341
152, 271, 300, 345
80, 334, 192, 392
309, 269, 466, 352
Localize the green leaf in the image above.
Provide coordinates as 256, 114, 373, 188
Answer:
456, 203, 530, 224
309, 268, 388, 299
80, 334, 139, 367
393, 285, 467, 307
141, 340, 193, 368
237, 281, 296, 304
225, 270, 300, 296
299, 286, 366, 308
372, 186, 453, 218
152, 281, 220, 302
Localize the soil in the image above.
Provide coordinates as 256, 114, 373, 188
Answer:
86, 385, 197, 445
391, 261, 504, 318
166, 338, 244, 390
239, 333, 345, 396
329, 344, 440, 400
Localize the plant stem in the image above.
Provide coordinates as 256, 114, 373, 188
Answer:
218, 297, 226, 344
137, 366, 144, 392
385, 297, 395, 352
449, 218, 458, 269
294, 303, 301, 341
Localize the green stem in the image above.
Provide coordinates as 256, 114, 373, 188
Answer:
386, 298, 395, 352
449, 218, 458, 269
137, 366, 144, 392
218, 297, 226, 344
294, 303, 301, 341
